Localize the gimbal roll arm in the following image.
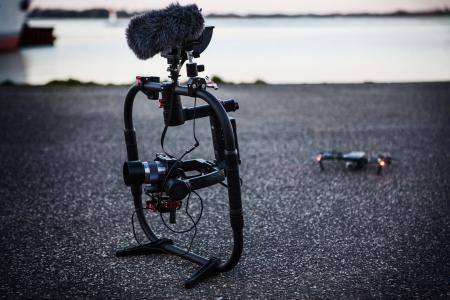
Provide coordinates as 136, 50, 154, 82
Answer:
122, 82, 243, 274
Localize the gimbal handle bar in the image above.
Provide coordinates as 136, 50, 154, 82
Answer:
123, 82, 243, 273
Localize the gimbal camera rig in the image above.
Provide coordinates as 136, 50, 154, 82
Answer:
315, 150, 392, 175
117, 21, 244, 288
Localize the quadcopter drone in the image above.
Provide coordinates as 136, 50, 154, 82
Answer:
315, 150, 392, 175
116, 4, 243, 289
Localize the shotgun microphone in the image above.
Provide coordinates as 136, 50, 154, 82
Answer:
126, 3, 205, 60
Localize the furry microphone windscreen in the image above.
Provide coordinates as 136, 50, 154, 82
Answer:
126, 3, 205, 60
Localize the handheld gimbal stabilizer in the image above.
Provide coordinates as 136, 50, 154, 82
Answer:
116, 4, 243, 288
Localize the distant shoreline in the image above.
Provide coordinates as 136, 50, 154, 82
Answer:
2, 78, 450, 87
28, 8, 450, 19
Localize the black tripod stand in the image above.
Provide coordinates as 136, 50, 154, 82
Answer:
116, 27, 244, 288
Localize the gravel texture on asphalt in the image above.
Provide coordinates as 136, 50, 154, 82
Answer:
0, 83, 449, 299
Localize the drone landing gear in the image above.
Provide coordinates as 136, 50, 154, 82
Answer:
116, 239, 221, 288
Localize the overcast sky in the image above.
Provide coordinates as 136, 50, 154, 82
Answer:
31, 0, 450, 14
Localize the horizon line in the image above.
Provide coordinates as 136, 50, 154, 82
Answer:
28, 7, 450, 18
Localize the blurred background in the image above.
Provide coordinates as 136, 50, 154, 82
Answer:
0, 0, 449, 84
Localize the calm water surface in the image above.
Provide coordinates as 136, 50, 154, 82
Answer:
1, 17, 449, 84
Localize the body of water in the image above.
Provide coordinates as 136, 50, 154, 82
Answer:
1, 17, 449, 84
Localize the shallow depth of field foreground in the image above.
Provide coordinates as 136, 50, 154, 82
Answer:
0, 83, 449, 298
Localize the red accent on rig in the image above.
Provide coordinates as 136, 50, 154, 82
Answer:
165, 200, 182, 209
159, 98, 165, 108
145, 200, 158, 212
136, 76, 142, 86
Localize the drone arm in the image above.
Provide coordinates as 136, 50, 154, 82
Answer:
316, 152, 343, 171
320, 152, 343, 160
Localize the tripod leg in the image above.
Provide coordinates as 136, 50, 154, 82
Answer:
184, 257, 221, 288
116, 238, 173, 257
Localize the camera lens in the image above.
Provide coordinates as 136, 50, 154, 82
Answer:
123, 160, 166, 186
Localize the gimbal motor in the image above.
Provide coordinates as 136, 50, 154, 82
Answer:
123, 153, 227, 223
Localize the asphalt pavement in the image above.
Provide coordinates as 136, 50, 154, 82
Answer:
0, 83, 449, 298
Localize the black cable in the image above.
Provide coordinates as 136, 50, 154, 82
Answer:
160, 96, 199, 159
218, 177, 244, 188
159, 96, 199, 198
158, 190, 204, 255
157, 95, 202, 255
192, 97, 200, 147
159, 191, 203, 234
185, 191, 202, 255
130, 192, 204, 255
218, 182, 228, 188
160, 125, 173, 158
130, 75, 204, 254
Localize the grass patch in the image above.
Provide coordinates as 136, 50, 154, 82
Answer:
254, 79, 267, 85
0, 80, 17, 86
211, 75, 268, 85
211, 75, 227, 84
45, 78, 102, 86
